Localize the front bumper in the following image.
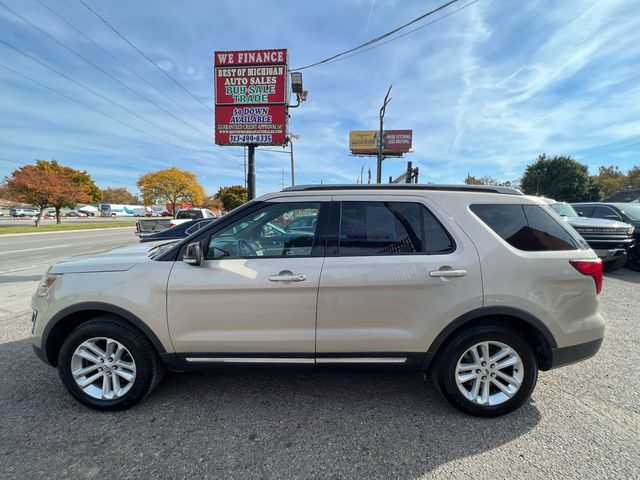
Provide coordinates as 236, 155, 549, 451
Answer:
549, 337, 603, 369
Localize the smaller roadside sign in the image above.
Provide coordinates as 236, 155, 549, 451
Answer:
349, 130, 413, 155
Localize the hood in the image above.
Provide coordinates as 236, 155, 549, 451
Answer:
564, 216, 632, 230
49, 241, 174, 274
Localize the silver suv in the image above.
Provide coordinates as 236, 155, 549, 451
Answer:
31, 185, 604, 416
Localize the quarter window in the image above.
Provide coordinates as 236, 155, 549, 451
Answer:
338, 202, 454, 256
470, 204, 579, 251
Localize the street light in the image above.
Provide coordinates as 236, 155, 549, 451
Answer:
290, 72, 308, 108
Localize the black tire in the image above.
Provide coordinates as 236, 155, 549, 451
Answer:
603, 254, 627, 273
57, 315, 163, 411
625, 245, 640, 272
432, 324, 538, 417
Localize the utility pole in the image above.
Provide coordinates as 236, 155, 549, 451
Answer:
377, 84, 392, 184
243, 147, 247, 189
288, 133, 300, 186
406, 161, 413, 184
247, 145, 256, 200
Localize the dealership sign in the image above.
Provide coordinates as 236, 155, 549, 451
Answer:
349, 130, 413, 155
214, 49, 288, 146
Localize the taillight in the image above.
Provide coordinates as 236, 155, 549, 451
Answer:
169, 222, 176, 228
570, 259, 603, 294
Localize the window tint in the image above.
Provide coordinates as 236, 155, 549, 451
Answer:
206, 202, 321, 258
176, 210, 202, 219
470, 204, 579, 251
572, 205, 594, 217
338, 202, 454, 256
593, 206, 621, 220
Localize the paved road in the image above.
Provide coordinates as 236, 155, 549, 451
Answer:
0, 232, 638, 479
0, 228, 136, 275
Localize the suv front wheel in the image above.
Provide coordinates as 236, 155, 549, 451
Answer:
433, 324, 538, 417
57, 315, 163, 410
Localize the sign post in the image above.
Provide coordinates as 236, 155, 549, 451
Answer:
214, 49, 289, 199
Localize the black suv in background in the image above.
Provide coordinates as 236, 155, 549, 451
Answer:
572, 203, 640, 271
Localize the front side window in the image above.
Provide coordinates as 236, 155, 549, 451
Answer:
337, 201, 454, 256
470, 204, 580, 251
206, 202, 321, 258
593, 206, 621, 221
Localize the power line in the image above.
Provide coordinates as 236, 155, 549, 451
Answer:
0, 38, 212, 153
0, 157, 139, 189
319, 0, 481, 68
0, 62, 214, 167
291, 0, 459, 71
0, 0, 213, 146
77, 0, 213, 113
35, 0, 211, 132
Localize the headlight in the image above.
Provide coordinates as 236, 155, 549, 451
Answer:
629, 226, 635, 236
36, 273, 60, 296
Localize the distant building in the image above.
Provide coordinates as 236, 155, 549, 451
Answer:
605, 189, 640, 202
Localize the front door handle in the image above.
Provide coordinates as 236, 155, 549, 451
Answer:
268, 273, 307, 282
429, 269, 466, 278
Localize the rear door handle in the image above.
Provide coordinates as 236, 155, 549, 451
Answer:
429, 269, 466, 278
268, 273, 307, 282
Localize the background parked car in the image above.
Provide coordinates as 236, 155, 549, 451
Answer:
544, 200, 634, 272
139, 218, 217, 243
10, 207, 39, 217
572, 202, 640, 271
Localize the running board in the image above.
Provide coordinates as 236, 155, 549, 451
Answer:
185, 356, 407, 365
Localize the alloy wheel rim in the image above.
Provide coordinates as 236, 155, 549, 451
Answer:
455, 340, 523, 406
70, 337, 137, 400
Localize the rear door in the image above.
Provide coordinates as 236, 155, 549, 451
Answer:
315, 195, 483, 367
167, 197, 330, 363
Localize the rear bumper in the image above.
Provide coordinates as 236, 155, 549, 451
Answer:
549, 337, 603, 369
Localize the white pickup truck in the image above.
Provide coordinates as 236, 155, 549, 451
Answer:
135, 208, 217, 236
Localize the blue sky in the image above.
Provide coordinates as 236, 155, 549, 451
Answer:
1, 0, 639, 197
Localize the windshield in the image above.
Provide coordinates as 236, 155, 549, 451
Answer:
550, 202, 578, 218
616, 204, 640, 220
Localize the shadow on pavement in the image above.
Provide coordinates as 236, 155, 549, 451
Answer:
0, 338, 541, 479
605, 268, 640, 284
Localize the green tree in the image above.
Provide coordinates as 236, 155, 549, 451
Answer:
627, 166, 640, 189
101, 187, 137, 205
215, 185, 248, 211
521, 154, 595, 202
138, 167, 205, 217
591, 165, 626, 200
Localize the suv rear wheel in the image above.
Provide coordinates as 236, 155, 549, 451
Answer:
433, 324, 538, 417
57, 315, 163, 410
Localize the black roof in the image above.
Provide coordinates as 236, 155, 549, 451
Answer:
282, 184, 523, 195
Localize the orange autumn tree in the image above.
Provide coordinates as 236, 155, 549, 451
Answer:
138, 167, 205, 218
4, 163, 91, 226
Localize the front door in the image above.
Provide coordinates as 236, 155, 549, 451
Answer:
167, 198, 329, 363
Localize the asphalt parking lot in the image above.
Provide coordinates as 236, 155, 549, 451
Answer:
0, 231, 638, 479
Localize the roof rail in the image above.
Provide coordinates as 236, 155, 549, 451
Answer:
282, 184, 523, 195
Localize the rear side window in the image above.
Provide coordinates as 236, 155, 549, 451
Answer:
176, 210, 202, 219
338, 201, 454, 256
470, 204, 579, 251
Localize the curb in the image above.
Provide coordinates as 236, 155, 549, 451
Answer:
0, 226, 135, 238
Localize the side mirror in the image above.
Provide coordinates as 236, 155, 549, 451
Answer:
577, 212, 584, 217
183, 241, 204, 266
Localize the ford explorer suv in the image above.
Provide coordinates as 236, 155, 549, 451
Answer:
31, 185, 604, 417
